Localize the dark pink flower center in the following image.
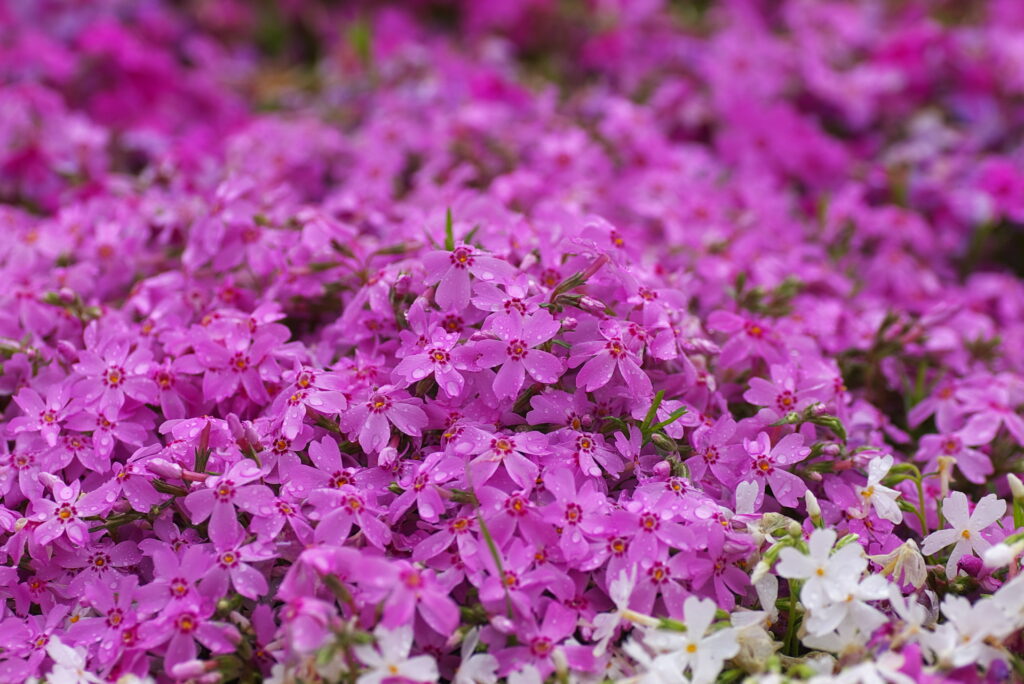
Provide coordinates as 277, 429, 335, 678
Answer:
449, 247, 475, 269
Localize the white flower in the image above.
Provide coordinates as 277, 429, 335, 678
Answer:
592, 566, 638, 656
919, 596, 1010, 669
454, 628, 498, 684
354, 625, 439, 684
776, 528, 866, 611
803, 573, 890, 637
856, 455, 902, 524
642, 596, 738, 684
920, 492, 1006, 578
507, 664, 544, 684
46, 637, 104, 684
887, 585, 931, 645
621, 638, 689, 684
801, 620, 872, 657
868, 539, 927, 589
730, 611, 779, 673
809, 651, 913, 684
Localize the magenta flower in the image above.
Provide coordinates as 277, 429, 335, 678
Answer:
8, 382, 77, 447
706, 310, 785, 367
143, 600, 239, 671
467, 310, 564, 399
188, 326, 287, 404
30, 479, 113, 547
684, 415, 742, 487
271, 366, 350, 440
392, 329, 473, 398
739, 432, 811, 508
73, 341, 158, 411
340, 385, 427, 453
917, 424, 993, 485
202, 528, 273, 601
381, 562, 460, 635
606, 500, 694, 566
307, 485, 392, 550
389, 451, 461, 523
458, 428, 547, 490
742, 364, 821, 420
184, 461, 274, 546
541, 468, 607, 564
476, 486, 554, 549
568, 320, 652, 396
422, 244, 516, 311
69, 575, 147, 667
958, 384, 1024, 447
136, 544, 209, 613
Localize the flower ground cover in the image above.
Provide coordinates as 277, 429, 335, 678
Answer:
2, 0, 1024, 682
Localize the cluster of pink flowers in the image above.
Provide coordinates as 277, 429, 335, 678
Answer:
3, 0, 1024, 682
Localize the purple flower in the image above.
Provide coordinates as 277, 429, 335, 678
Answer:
706, 310, 785, 367
739, 432, 811, 508
423, 244, 516, 311
307, 485, 392, 550
466, 311, 564, 400
917, 422, 993, 485
271, 366, 350, 440
340, 385, 428, 453
202, 528, 273, 600
390, 451, 461, 523
142, 600, 239, 671
569, 320, 652, 397
541, 468, 607, 565
8, 382, 77, 447
184, 461, 274, 546
381, 562, 460, 635
73, 340, 158, 412
393, 329, 473, 398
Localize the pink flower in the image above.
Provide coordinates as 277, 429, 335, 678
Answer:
381, 562, 460, 635
392, 329, 473, 398
739, 432, 810, 508
466, 311, 564, 400
423, 244, 516, 311
184, 461, 274, 546
8, 382, 77, 447
73, 340, 158, 412
568, 320, 651, 396
706, 310, 785, 367
340, 385, 427, 453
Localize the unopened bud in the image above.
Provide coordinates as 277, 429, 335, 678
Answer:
804, 491, 822, 527
1008, 473, 1024, 501
56, 341, 79, 364
957, 554, 983, 578
577, 295, 607, 315
393, 273, 411, 295
652, 460, 671, 478
170, 660, 213, 678
146, 458, 183, 480
937, 456, 955, 497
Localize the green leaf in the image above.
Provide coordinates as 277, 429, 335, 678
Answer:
444, 208, 455, 251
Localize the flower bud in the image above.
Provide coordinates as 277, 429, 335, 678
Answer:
958, 554, 984, 578
805, 491, 823, 528
146, 458, 184, 480
937, 456, 955, 497
1008, 473, 1024, 501
652, 460, 671, 478
170, 660, 213, 678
